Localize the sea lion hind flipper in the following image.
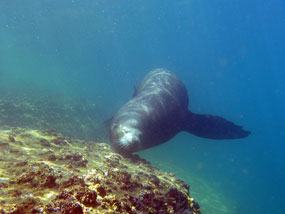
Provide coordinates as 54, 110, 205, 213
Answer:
183, 111, 251, 140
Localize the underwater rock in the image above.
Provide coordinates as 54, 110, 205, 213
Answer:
0, 91, 104, 141
39, 138, 51, 147
76, 188, 98, 207
0, 127, 201, 214
7, 136, 15, 142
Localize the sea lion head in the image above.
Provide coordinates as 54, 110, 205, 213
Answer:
110, 118, 142, 153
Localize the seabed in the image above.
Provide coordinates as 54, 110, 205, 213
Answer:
0, 127, 200, 214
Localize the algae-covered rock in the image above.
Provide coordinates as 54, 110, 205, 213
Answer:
0, 127, 200, 214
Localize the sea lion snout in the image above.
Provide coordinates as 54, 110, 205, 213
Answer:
110, 119, 142, 153
118, 125, 141, 145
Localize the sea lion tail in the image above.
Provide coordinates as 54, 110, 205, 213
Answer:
182, 111, 251, 139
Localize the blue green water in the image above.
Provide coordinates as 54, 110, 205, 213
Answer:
0, 1, 284, 213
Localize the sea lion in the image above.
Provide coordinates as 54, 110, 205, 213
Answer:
110, 68, 250, 154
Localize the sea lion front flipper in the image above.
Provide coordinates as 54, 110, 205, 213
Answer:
132, 85, 138, 98
182, 111, 251, 139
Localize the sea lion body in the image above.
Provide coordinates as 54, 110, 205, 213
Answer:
110, 68, 250, 154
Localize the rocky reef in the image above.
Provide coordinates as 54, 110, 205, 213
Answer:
0, 91, 106, 141
0, 127, 200, 214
